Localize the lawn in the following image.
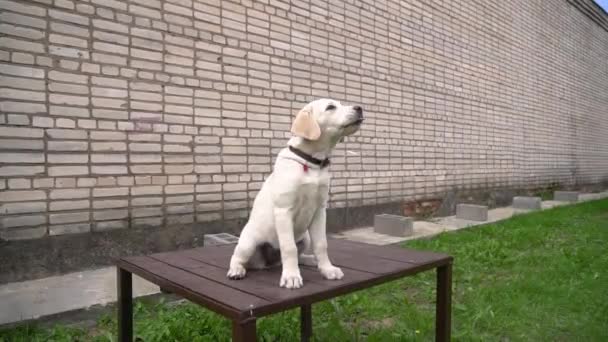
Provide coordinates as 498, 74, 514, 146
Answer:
2, 199, 607, 341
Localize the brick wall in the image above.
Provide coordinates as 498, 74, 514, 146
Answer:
1, 0, 607, 243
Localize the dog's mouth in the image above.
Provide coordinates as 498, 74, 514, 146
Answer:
343, 118, 364, 129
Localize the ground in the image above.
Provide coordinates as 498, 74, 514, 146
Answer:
1, 199, 607, 341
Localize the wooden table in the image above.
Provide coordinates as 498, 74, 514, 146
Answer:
117, 239, 453, 341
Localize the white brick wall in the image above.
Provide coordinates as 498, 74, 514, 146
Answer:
0, 0, 607, 240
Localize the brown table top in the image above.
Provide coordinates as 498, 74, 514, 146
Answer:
118, 239, 452, 321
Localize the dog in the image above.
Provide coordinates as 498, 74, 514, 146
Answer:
226, 99, 364, 289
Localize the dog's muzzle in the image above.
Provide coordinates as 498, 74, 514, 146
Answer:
343, 106, 364, 128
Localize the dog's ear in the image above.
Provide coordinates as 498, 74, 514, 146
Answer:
291, 108, 321, 140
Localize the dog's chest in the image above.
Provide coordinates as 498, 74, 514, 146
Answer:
292, 173, 329, 232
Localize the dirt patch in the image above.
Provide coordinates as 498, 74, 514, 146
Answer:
361, 317, 396, 330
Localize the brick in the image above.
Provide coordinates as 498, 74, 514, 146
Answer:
92, 52, 126, 65
130, 164, 162, 174
92, 142, 127, 152
91, 165, 128, 175
49, 70, 87, 84
48, 141, 88, 151
54, 0, 74, 10
49, 34, 88, 48
11, 52, 35, 64
456, 204, 488, 221
131, 185, 162, 196
7, 178, 31, 189
33, 116, 55, 127
94, 220, 128, 231
50, 22, 89, 37
49, 223, 90, 235
47, 128, 87, 139
129, 4, 162, 19
0, 75, 45, 90
50, 94, 89, 106
93, 209, 128, 220
49, 105, 89, 118
48, 153, 88, 164
92, 0, 126, 10
0, 13, 46, 29
49, 45, 90, 59
50, 200, 90, 211
33, 178, 54, 188
50, 212, 89, 224
0, 24, 45, 40
1, 214, 46, 228
93, 199, 128, 209
93, 187, 129, 197
0, 190, 46, 202
92, 19, 127, 33
132, 197, 162, 207
49, 9, 88, 25
0, 1, 46, 17
0, 63, 44, 78
48, 166, 89, 176
0, 101, 46, 113
91, 87, 128, 98
56, 118, 76, 128
49, 81, 89, 94
0, 153, 44, 163
2, 166, 36, 179
0, 202, 46, 214
0, 88, 45, 101
91, 154, 127, 163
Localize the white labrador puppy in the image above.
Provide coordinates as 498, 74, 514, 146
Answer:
227, 99, 364, 289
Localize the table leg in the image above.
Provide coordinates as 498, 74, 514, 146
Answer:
232, 318, 257, 342
117, 267, 133, 342
301, 304, 312, 342
435, 263, 452, 342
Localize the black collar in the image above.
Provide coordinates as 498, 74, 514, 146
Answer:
289, 146, 330, 169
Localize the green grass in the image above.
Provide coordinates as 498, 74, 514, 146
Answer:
2, 199, 608, 341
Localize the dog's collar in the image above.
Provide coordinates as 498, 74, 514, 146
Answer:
288, 146, 330, 169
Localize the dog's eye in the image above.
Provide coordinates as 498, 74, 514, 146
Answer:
325, 104, 336, 111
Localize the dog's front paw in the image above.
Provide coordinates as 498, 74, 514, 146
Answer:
227, 264, 246, 280
280, 270, 303, 289
320, 265, 344, 280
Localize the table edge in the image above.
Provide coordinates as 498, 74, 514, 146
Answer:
117, 254, 453, 321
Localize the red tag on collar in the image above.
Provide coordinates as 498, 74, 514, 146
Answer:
303, 164, 309, 173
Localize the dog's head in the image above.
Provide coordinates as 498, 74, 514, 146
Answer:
290, 99, 363, 144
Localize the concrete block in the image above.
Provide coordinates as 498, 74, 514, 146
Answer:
373, 214, 413, 237
204, 233, 239, 246
456, 204, 488, 221
554, 191, 579, 202
512, 196, 542, 210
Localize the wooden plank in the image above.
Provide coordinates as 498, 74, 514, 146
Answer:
151, 252, 374, 303
161, 238, 450, 269
327, 249, 414, 274
118, 256, 269, 320
329, 239, 451, 265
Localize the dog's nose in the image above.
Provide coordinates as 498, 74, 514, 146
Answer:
353, 106, 363, 118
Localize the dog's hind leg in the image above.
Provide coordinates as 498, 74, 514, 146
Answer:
298, 232, 317, 267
